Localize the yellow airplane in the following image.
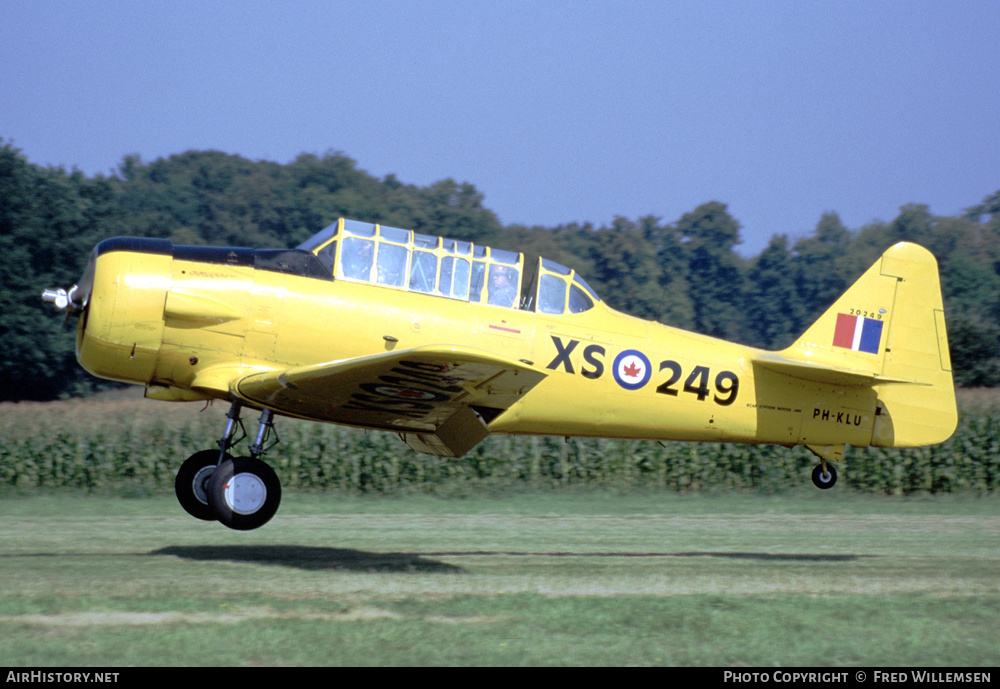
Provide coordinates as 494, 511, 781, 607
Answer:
43, 218, 957, 530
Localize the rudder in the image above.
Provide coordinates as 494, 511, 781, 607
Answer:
872, 243, 956, 447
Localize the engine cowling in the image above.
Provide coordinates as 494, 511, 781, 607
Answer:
75, 238, 172, 386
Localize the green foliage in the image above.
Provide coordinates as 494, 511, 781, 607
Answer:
741, 235, 802, 348
675, 202, 745, 339
3, 139, 1000, 398
948, 319, 1000, 387
0, 144, 118, 400
2, 393, 997, 495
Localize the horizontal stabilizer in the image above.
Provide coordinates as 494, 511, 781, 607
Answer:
753, 354, 927, 387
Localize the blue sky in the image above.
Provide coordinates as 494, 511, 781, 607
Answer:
4, 0, 998, 256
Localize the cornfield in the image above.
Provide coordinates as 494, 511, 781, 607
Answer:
2, 388, 998, 495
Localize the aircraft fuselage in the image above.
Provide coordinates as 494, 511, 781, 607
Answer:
77, 237, 877, 450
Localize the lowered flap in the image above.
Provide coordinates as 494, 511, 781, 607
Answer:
233, 345, 547, 456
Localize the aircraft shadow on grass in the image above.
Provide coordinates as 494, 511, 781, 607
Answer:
151, 545, 466, 573
150, 545, 870, 573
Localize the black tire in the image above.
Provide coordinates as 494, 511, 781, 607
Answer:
175, 450, 227, 521
811, 463, 838, 489
208, 456, 281, 531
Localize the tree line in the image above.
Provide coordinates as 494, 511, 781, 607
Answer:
2, 140, 999, 401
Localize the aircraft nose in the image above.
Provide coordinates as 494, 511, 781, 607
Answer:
41, 251, 95, 316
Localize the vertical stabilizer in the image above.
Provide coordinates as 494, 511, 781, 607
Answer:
783, 242, 957, 447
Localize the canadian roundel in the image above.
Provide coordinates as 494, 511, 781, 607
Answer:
612, 350, 651, 390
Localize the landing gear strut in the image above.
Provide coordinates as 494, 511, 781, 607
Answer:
805, 444, 842, 490
173, 402, 282, 530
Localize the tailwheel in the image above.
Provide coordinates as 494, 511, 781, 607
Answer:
208, 456, 282, 531
811, 462, 838, 489
175, 450, 229, 521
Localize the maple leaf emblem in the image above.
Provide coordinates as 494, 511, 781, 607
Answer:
623, 361, 642, 378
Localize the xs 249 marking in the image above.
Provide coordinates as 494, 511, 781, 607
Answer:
546, 336, 739, 405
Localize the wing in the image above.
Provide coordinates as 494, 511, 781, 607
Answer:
233, 345, 546, 457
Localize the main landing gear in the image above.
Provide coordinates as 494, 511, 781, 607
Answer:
174, 401, 282, 531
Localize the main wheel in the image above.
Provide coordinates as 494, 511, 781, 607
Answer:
811, 463, 838, 489
207, 456, 281, 531
175, 450, 227, 521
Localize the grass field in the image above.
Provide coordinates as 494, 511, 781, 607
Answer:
0, 491, 997, 666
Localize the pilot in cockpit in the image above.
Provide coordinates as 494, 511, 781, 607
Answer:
487, 265, 518, 307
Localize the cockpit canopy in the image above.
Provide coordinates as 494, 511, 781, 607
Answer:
298, 218, 601, 314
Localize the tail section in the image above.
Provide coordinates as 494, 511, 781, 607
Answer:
779, 242, 957, 448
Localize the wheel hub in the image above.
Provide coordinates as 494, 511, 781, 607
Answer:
191, 466, 215, 505
222, 473, 268, 515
